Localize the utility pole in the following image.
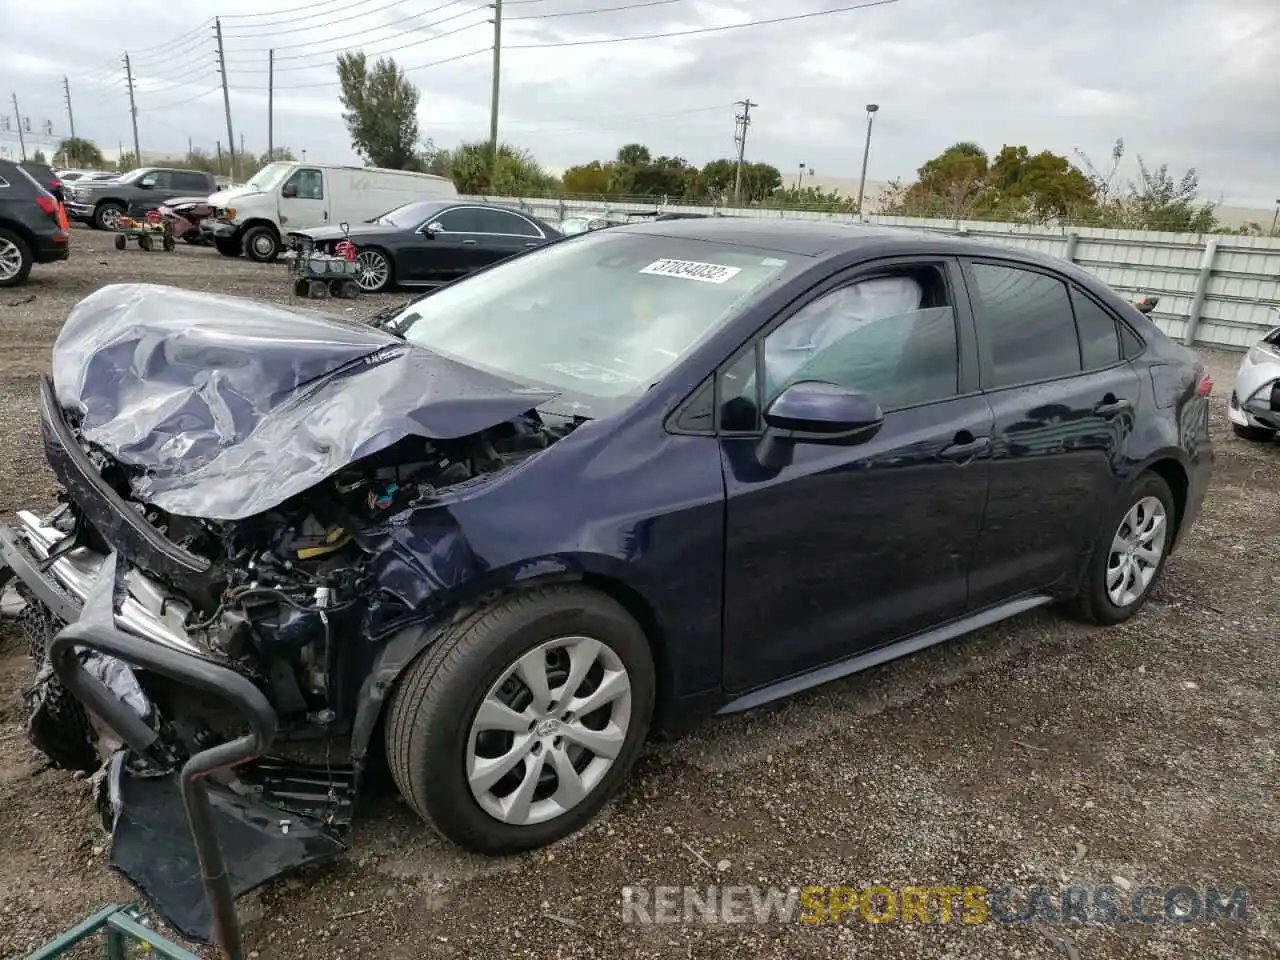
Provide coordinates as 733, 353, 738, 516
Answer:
10, 94, 26, 161
855, 103, 879, 220
123, 54, 141, 165
267, 49, 274, 160
62, 76, 76, 140
216, 140, 223, 176
732, 98, 756, 205
240, 131, 246, 166
214, 18, 236, 181
488, 0, 502, 183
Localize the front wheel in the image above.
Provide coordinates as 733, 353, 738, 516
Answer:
93, 202, 124, 231
386, 585, 655, 854
1074, 472, 1176, 625
356, 249, 393, 292
242, 225, 280, 263
1231, 422, 1276, 443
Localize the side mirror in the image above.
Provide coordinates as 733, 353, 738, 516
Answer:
281, 182, 298, 198
757, 381, 883, 467
139, 176, 155, 188
425, 221, 444, 235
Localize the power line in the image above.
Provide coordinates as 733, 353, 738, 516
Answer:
229, 21, 490, 76
224, 0, 468, 42
235, 8, 487, 63
508, 0, 681, 19
221, 0, 386, 24
141, 86, 223, 113
506, 0, 900, 49
258, 45, 491, 91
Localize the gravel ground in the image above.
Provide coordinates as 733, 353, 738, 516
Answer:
0, 227, 1276, 959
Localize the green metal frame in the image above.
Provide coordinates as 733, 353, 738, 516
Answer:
25, 905, 202, 960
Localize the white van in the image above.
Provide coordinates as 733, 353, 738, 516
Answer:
202, 162, 458, 262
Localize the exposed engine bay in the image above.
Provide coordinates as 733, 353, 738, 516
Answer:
26, 403, 572, 774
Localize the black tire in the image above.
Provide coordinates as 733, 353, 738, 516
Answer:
356, 248, 393, 293
1074, 472, 1176, 625
386, 585, 655, 854
0, 228, 33, 288
93, 201, 125, 231
243, 224, 280, 263
1231, 422, 1275, 443
162, 234, 176, 252
293, 278, 310, 298
138, 234, 153, 252
113, 234, 127, 251
214, 236, 242, 258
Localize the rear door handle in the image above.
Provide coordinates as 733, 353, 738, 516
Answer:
939, 435, 991, 463
1093, 396, 1132, 417
524, 242, 538, 247
461, 239, 478, 245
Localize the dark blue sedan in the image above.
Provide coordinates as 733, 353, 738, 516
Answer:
0, 218, 1212, 946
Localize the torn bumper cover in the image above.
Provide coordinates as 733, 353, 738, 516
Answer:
0, 531, 345, 949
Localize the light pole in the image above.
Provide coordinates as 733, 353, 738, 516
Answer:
797, 161, 806, 189
856, 103, 879, 220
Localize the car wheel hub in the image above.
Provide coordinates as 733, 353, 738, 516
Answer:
252, 234, 274, 256
357, 252, 388, 290
0, 238, 21, 281
466, 635, 632, 826
1105, 495, 1167, 608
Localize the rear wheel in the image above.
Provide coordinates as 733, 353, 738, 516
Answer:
1074, 472, 1175, 624
138, 235, 153, 252
386, 585, 655, 854
0, 229, 33, 287
1231, 422, 1276, 443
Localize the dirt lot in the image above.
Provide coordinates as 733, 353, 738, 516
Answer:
0, 226, 1276, 959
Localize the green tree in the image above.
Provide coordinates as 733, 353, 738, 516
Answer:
443, 141, 558, 195
562, 160, 612, 196
697, 159, 782, 202
336, 52, 420, 169
115, 152, 139, 172
616, 143, 651, 166
1077, 139, 1216, 232
56, 137, 105, 167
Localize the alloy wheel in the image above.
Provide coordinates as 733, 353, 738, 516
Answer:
99, 207, 121, 229
250, 232, 276, 259
0, 238, 22, 282
465, 635, 633, 826
1106, 495, 1168, 607
356, 251, 389, 291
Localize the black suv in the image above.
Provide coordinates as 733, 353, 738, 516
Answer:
64, 167, 217, 230
0, 160, 70, 287
19, 162, 65, 204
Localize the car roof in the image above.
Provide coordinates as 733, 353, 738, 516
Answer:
609, 216, 1074, 271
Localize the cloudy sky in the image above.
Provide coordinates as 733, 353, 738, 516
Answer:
1, 0, 1276, 206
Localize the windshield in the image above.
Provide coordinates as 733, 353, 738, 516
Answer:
244, 162, 293, 192
388, 231, 797, 415
115, 168, 147, 184
373, 200, 445, 228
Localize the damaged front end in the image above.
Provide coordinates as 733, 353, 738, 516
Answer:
0, 283, 575, 951
1229, 323, 1280, 433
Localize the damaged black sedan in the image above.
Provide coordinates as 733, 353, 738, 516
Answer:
0, 219, 1211, 949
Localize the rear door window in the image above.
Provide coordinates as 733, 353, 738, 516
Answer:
966, 261, 1082, 388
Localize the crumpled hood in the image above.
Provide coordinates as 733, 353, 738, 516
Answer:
51, 283, 558, 521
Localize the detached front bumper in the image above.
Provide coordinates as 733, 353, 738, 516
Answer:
65, 201, 96, 220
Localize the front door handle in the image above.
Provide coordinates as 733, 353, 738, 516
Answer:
461, 239, 478, 245
1093, 395, 1132, 417
524, 242, 538, 247
938, 435, 991, 463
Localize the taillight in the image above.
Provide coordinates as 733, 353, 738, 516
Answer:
1196, 374, 1214, 397
50, 179, 61, 190
34, 194, 57, 216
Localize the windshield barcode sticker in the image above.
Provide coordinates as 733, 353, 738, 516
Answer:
639, 258, 742, 284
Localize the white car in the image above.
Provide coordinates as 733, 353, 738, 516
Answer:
1227, 309, 1280, 442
